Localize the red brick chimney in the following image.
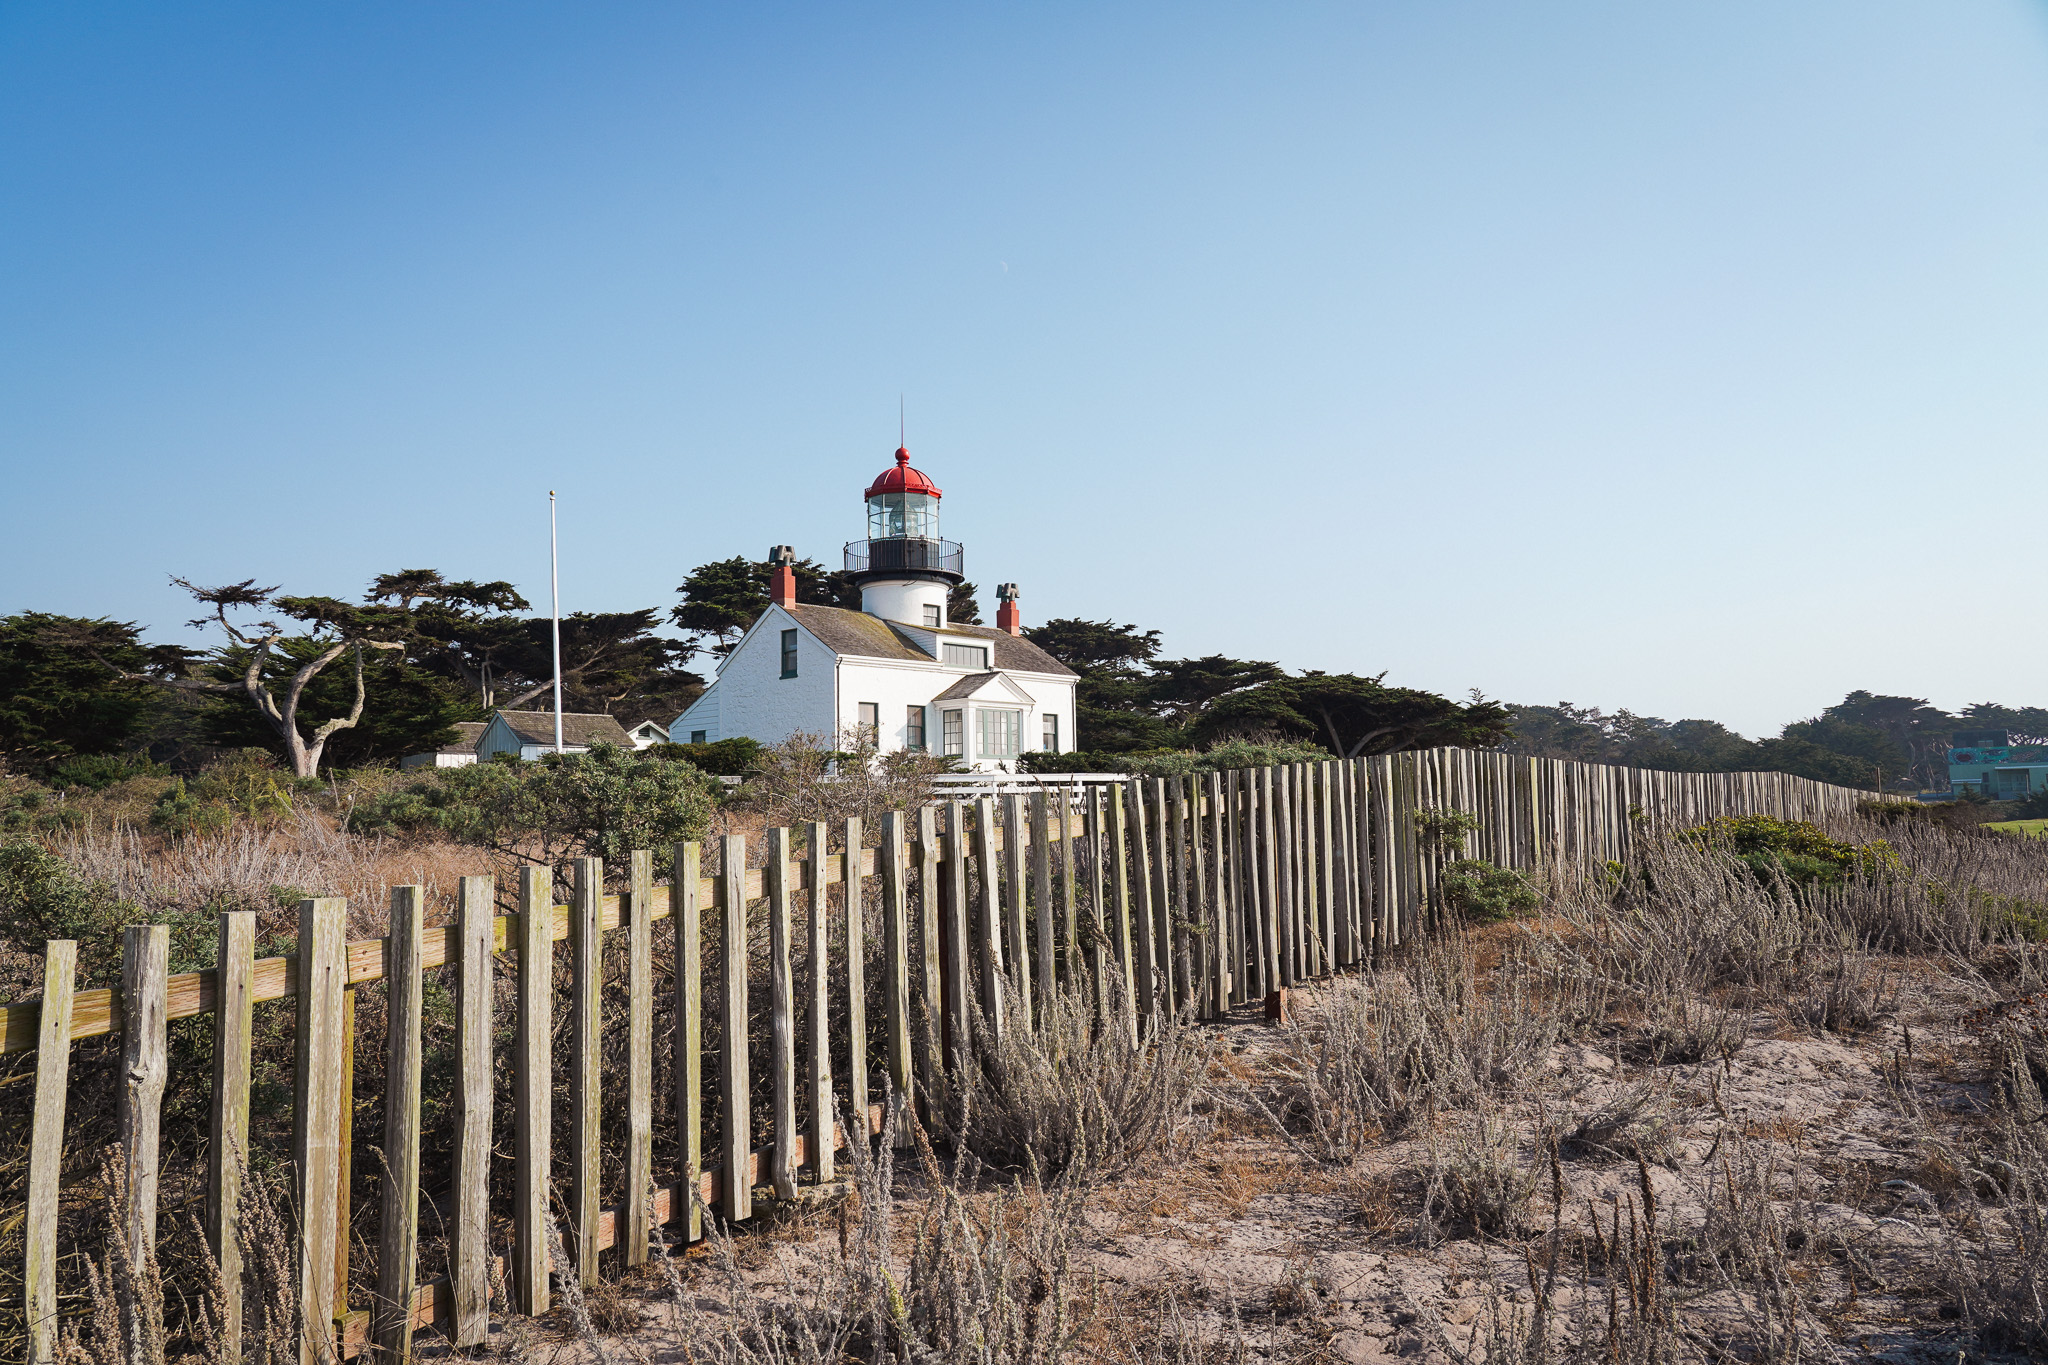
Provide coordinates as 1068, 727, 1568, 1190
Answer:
996, 582, 1021, 636
769, 545, 798, 608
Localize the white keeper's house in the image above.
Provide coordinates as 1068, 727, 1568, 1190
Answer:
669, 446, 1077, 771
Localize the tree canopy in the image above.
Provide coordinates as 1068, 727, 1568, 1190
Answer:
671, 554, 865, 657
1499, 691, 2025, 792
0, 615, 197, 773
45, 567, 699, 778
1192, 673, 1512, 758
1019, 617, 1505, 759
200, 635, 474, 769
366, 567, 700, 719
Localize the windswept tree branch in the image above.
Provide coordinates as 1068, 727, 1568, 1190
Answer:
501, 680, 554, 711
309, 641, 405, 746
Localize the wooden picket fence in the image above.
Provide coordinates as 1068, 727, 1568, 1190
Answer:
6, 748, 1872, 1364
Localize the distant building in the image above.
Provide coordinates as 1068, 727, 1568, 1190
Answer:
623, 719, 669, 748
1946, 729, 2048, 798
670, 445, 1077, 771
476, 710, 637, 762
399, 721, 488, 770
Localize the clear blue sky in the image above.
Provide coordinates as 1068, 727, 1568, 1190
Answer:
4, 2, 2045, 737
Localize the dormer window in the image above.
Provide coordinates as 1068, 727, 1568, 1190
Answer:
942, 642, 989, 669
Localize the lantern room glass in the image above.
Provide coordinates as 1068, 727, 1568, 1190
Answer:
867, 491, 940, 541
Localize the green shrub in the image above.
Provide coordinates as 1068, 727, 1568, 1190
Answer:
650, 736, 763, 777
0, 775, 83, 834
1018, 749, 1126, 774
1680, 814, 1897, 888
1413, 807, 1480, 859
1438, 858, 1541, 922
0, 841, 135, 987
348, 742, 722, 868
46, 752, 167, 791
145, 749, 300, 836
149, 777, 234, 836
1019, 738, 1330, 777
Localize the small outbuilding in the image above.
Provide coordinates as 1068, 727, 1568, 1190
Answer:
476, 710, 636, 762
399, 720, 488, 770
623, 719, 669, 749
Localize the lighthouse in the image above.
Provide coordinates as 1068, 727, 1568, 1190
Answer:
844, 446, 963, 627
670, 442, 1076, 769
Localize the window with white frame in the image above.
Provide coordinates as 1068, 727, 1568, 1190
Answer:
923, 604, 942, 628
1041, 713, 1059, 753
905, 705, 927, 751
942, 642, 989, 669
977, 708, 1022, 759
941, 709, 965, 756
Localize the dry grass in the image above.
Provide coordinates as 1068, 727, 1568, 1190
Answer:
26, 809, 2048, 1364
53, 812, 506, 935
920, 977, 1213, 1183
54, 1143, 295, 1365
1223, 819, 2048, 1361
1258, 929, 1577, 1162
646, 1099, 1097, 1365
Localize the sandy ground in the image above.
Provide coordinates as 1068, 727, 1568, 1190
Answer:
487, 941, 2040, 1365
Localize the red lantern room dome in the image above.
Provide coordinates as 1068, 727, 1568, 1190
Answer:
864, 447, 942, 500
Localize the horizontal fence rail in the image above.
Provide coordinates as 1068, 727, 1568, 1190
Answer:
7, 749, 1869, 1364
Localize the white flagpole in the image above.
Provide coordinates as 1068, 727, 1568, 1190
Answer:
550, 491, 563, 753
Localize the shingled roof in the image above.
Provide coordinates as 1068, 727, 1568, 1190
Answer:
491, 711, 635, 747
438, 721, 488, 754
780, 605, 1075, 676
782, 605, 932, 662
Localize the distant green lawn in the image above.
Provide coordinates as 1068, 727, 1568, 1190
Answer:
1986, 818, 2048, 838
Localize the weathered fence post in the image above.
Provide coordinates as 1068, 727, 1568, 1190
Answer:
1085, 786, 1111, 1026
844, 816, 868, 1156
374, 886, 424, 1363
1169, 777, 1191, 1009
804, 821, 833, 1185
119, 924, 169, 1275
973, 798, 1007, 1041
514, 866, 552, 1314
880, 811, 913, 1142
767, 827, 798, 1201
1106, 783, 1138, 1039
1030, 791, 1056, 1008
26, 940, 76, 1365
1057, 787, 1078, 988
293, 898, 349, 1365
451, 876, 493, 1345
210, 913, 256, 1365
570, 857, 603, 1285
1128, 780, 1160, 1019
719, 834, 752, 1222
943, 802, 971, 1069
625, 850, 654, 1266
673, 841, 704, 1241
1002, 792, 1032, 1032
915, 805, 944, 1085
